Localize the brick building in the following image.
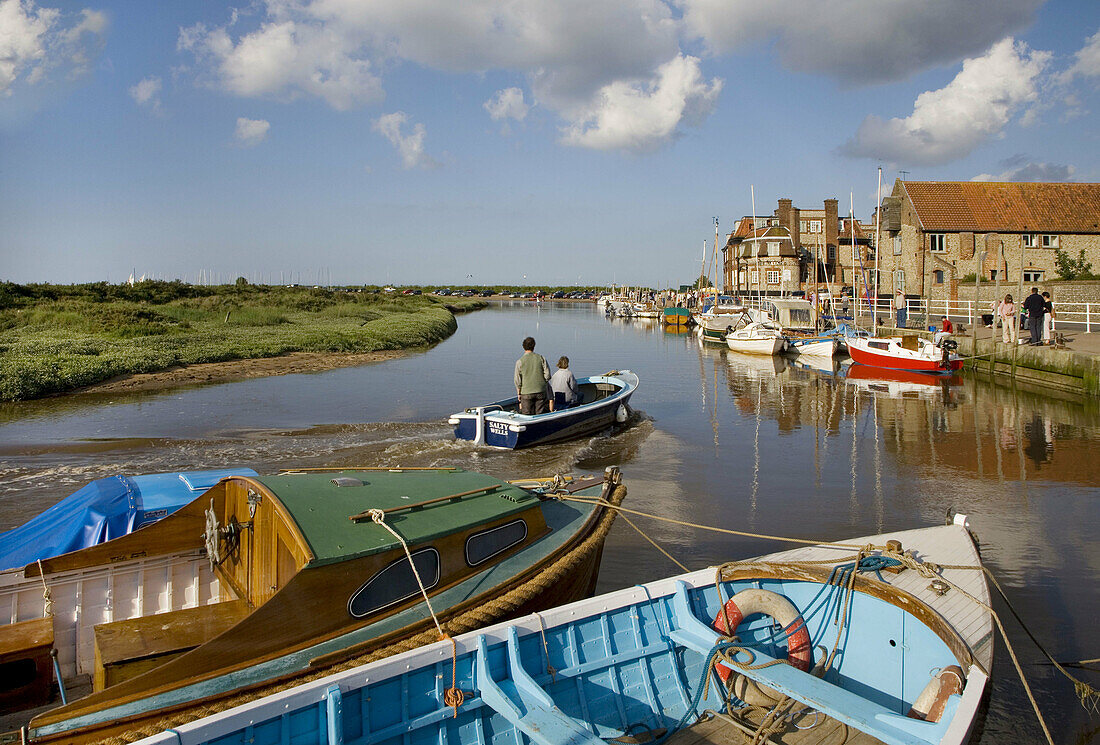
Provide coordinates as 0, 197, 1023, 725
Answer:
723, 197, 874, 297
875, 180, 1100, 301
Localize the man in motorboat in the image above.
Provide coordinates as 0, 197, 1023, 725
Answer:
514, 336, 551, 414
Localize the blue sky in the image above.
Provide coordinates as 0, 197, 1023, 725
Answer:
2, 0, 1098, 287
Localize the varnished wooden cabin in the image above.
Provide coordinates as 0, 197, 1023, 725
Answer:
0, 466, 624, 743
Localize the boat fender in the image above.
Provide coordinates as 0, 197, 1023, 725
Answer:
712, 589, 813, 704
616, 404, 629, 423
907, 665, 965, 722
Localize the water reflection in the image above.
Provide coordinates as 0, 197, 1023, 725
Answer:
0, 303, 1097, 743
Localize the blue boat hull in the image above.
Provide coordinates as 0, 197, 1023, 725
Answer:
450, 372, 639, 449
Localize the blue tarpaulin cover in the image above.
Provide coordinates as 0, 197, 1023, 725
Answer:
0, 468, 257, 571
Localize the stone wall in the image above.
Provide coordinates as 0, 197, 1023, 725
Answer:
955, 280, 1100, 304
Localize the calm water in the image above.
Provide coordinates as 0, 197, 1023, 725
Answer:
2, 301, 1098, 743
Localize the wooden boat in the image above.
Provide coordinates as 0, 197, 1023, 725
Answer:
785, 334, 839, 357
2, 466, 626, 743
848, 335, 962, 373
662, 307, 691, 326
133, 516, 991, 745
449, 371, 639, 449
0, 469, 257, 571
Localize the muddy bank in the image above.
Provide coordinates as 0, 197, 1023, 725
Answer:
68, 350, 411, 396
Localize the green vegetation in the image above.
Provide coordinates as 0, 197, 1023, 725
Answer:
1054, 248, 1097, 280
0, 281, 485, 401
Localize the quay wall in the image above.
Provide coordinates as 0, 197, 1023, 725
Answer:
954, 279, 1100, 304
959, 336, 1100, 397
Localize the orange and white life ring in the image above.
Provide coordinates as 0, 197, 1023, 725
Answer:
712, 588, 813, 683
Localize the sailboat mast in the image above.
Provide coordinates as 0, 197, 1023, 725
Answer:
874, 166, 882, 321
750, 185, 759, 299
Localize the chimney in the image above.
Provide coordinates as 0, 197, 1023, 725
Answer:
777, 198, 792, 229
791, 207, 801, 251
824, 198, 839, 263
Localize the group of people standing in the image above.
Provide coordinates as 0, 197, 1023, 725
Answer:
513, 337, 579, 414
993, 288, 1056, 345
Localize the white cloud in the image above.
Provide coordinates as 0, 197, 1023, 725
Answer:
177, 0, 717, 152
0, 0, 107, 95
561, 54, 721, 152
840, 38, 1050, 166
484, 87, 528, 121
129, 75, 162, 113
179, 17, 383, 110
678, 0, 1041, 86
234, 116, 270, 146
372, 111, 438, 169
1059, 27, 1100, 84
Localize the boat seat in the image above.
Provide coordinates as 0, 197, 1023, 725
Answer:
0, 616, 54, 709
666, 581, 958, 745
475, 630, 605, 745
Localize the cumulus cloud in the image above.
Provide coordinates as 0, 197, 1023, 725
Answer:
972, 155, 1075, 182
178, 17, 383, 110
0, 0, 105, 95
1058, 27, 1100, 85
234, 116, 270, 146
372, 111, 438, 169
484, 87, 528, 121
560, 54, 721, 151
678, 0, 1040, 86
129, 75, 163, 113
176, 0, 716, 152
839, 38, 1049, 166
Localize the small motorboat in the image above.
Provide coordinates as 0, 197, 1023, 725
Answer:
137, 516, 992, 745
3, 467, 626, 742
0, 469, 258, 571
724, 312, 786, 356
785, 334, 839, 357
661, 307, 692, 326
848, 334, 962, 373
449, 370, 639, 449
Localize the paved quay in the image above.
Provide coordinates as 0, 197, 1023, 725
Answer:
956, 324, 1100, 396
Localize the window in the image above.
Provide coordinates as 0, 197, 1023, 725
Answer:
799, 220, 807, 233
782, 268, 791, 282
1022, 234, 1036, 248
347, 548, 440, 618
750, 270, 759, 285
990, 270, 998, 280
893, 270, 905, 293
934, 270, 945, 284
1023, 270, 1044, 283
1041, 234, 1059, 248
738, 271, 746, 284
827, 246, 836, 264
929, 233, 946, 253
766, 270, 780, 284
466, 520, 527, 566
893, 236, 902, 256
810, 220, 821, 233
767, 241, 780, 256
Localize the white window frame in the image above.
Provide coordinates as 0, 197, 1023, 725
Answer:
1022, 233, 1036, 248
893, 236, 902, 256
893, 269, 905, 293
1041, 234, 1059, 248
767, 241, 780, 256
799, 220, 807, 233
810, 220, 821, 233
1023, 270, 1044, 282
738, 271, 746, 284
750, 270, 759, 285
929, 233, 946, 253
781, 268, 791, 282
766, 270, 780, 285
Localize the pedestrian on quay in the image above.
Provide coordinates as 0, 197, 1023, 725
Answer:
1023, 287, 1046, 346
1042, 292, 1055, 345
514, 336, 551, 414
894, 290, 907, 329
997, 294, 1017, 344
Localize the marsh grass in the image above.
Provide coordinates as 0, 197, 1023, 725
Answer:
0, 283, 483, 401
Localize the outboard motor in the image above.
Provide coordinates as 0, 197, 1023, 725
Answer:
937, 337, 958, 368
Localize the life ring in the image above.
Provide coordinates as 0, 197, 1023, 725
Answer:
712, 588, 813, 683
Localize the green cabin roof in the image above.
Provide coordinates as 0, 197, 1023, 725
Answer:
252, 469, 541, 567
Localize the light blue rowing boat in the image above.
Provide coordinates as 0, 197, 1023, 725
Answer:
133, 517, 992, 745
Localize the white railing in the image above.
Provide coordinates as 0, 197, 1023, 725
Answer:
738, 294, 1098, 333
854, 297, 1097, 333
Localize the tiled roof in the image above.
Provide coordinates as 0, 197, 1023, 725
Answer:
903, 181, 1100, 233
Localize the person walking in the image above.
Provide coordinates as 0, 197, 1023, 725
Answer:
894, 290, 907, 329
997, 294, 1017, 344
514, 336, 551, 414
1022, 287, 1046, 346
1042, 292, 1055, 345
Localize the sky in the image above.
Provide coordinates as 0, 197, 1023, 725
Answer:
1, 0, 1099, 288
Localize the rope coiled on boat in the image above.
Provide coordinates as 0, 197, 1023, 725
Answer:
99, 481, 627, 744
